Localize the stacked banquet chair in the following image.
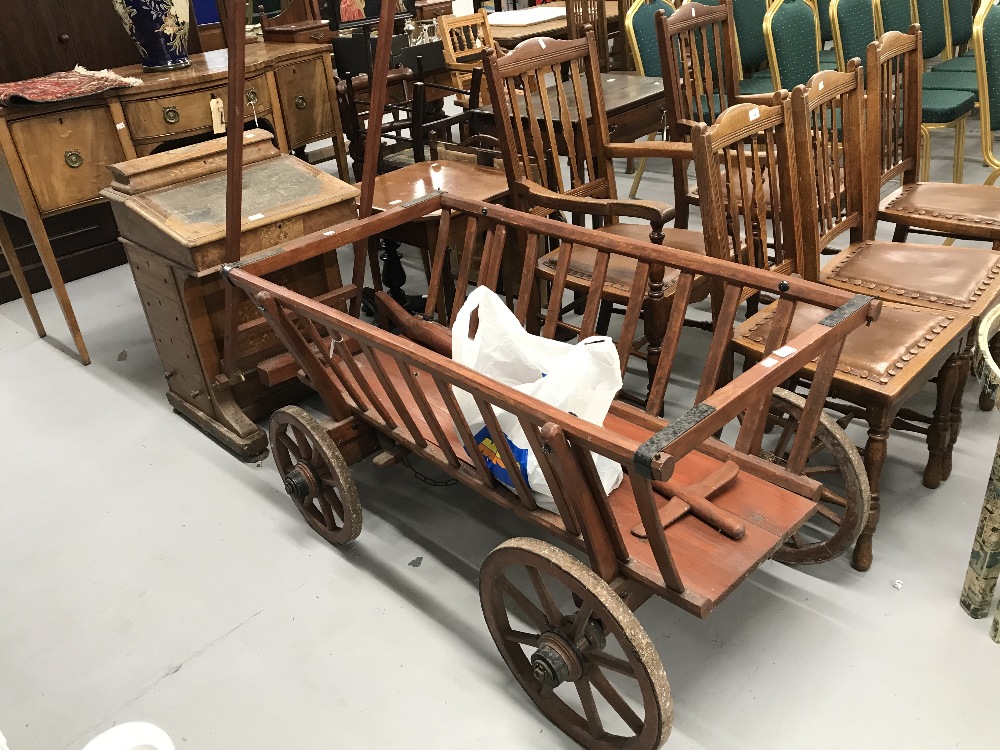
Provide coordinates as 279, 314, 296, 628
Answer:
731, 0, 775, 95
932, 0, 977, 71
875, 0, 913, 35
763, 0, 837, 94
726, 63, 1000, 570
624, 0, 677, 198
832, 1, 975, 182
815, 0, 839, 68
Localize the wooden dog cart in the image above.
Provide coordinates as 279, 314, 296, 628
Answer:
223, 193, 879, 748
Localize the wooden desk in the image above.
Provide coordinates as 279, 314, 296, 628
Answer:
489, 2, 621, 49
0, 43, 349, 365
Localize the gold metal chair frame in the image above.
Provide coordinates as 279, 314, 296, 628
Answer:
763, 0, 823, 90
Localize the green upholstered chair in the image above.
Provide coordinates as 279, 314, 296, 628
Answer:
971, 0, 1000, 184
732, 0, 775, 95
830, 0, 877, 70
624, 0, 675, 197
816, 0, 839, 66
934, 0, 977, 71
764, 0, 823, 90
875, 0, 913, 35
920, 0, 980, 99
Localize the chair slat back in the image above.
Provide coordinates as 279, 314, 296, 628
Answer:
656, 0, 742, 135
790, 65, 869, 279
483, 35, 615, 203
567, 0, 612, 70
691, 97, 803, 284
866, 28, 922, 189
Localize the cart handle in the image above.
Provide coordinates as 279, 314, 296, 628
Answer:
633, 294, 875, 480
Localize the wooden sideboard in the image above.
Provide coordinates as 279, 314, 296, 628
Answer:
0, 42, 350, 365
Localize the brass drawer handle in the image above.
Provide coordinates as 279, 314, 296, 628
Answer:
295, 95, 307, 110
163, 106, 180, 124
64, 150, 83, 168
246, 89, 258, 106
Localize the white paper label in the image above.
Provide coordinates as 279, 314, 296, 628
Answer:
607, 78, 615, 83
773, 346, 797, 358
818, 80, 825, 90
389, 199, 402, 205
116, 122, 126, 130
323, 230, 336, 236
248, 213, 264, 221
760, 357, 778, 368
748, 107, 760, 121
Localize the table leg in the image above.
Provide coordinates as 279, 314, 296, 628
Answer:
960, 438, 1000, 622
0, 211, 45, 337
0, 122, 89, 364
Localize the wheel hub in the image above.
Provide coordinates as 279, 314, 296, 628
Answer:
284, 463, 319, 501
530, 619, 606, 689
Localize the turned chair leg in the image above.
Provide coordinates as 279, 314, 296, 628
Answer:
853, 407, 894, 572
943, 343, 973, 481
960, 438, 1000, 641
925, 351, 962, 488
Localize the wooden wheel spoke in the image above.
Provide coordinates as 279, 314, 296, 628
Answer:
527, 568, 563, 626
787, 532, 805, 549
290, 425, 314, 462
818, 488, 849, 508
803, 464, 839, 477
315, 494, 336, 528
812, 502, 844, 525
501, 628, 539, 647
575, 676, 604, 736
588, 667, 644, 735
277, 431, 301, 461
772, 419, 795, 458
568, 603, 594, 642
501, 578, 549, 631
586, 650, 636, 679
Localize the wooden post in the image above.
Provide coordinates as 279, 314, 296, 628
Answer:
358, 0, 400, 219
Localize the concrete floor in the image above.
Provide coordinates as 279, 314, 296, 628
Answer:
2, 117, 999, 749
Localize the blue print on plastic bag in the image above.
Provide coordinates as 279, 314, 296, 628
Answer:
471, 426, 531, 490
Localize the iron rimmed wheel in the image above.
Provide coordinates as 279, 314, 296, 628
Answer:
269, 406, 361, 546
762, 389, 869, 565
480, 538, 671, 750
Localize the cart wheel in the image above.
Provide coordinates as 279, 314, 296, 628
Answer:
480, 538, 672, 750
269, 406, 362, 546
762, 389, 869, 565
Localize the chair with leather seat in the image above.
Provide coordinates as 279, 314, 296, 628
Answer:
624, 0, 676, 198
872, 22, 1000, 245
711, 90, 975, 572
483, 31, 704, 397
763, 0, 829, 92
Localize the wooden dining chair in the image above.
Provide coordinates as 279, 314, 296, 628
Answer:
482, 31, 706, 396
440, 9, 497, 107
871, 26, 998, 241
566, 0, 613, 70
705, 94, 975, 572
654, 0, 774, 229
624, 0, 676, 197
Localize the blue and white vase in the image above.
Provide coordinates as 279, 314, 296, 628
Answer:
112, 0, 192, 72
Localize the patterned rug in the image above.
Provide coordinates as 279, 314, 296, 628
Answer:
0, 66, 143, 107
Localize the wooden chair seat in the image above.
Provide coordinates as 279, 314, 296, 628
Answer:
536, 224, 707, 303
880, 183, 1000, 242
350, 344, 816, 615
734, 301, 972, 404
821, 240, 1000, 320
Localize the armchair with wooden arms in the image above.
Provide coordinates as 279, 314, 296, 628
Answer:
483, 31, 708, 402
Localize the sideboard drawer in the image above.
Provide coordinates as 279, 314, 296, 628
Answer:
123, 74, 272, 141
274, 58, 334, 149
8, 107, 126, 214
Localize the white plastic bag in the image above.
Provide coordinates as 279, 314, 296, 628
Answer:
451, 287, 624, 510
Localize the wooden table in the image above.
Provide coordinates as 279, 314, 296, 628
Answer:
0, 43, 349, 365
488, 1, 622, 49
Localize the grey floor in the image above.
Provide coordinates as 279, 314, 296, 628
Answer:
2, 117, 999, 750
